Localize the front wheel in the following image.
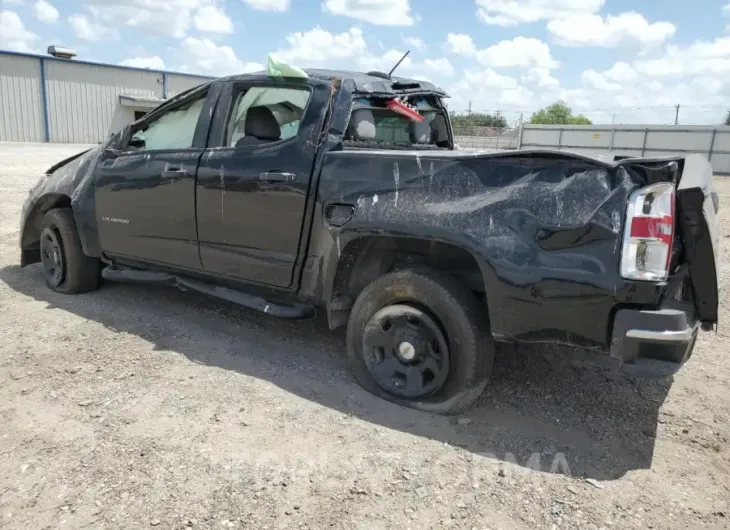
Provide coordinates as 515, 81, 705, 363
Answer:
40, 208, 100, 294
346, 269, 494, 414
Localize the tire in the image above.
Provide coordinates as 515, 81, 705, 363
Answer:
39, 208, 100, 294
346, 269, 494, 414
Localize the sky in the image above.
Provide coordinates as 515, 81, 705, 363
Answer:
2, 0, 730, 125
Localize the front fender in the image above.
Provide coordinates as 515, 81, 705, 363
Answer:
19, 145, 104, 261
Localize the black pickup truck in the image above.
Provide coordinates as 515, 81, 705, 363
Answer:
19, 69, 720, 413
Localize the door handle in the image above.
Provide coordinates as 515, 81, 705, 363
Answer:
161, 167, 188, 178
259, 171, 295, 182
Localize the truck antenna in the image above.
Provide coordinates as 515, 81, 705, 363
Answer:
388, 50, 410, 78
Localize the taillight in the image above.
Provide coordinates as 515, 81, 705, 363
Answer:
620, 182, 675, 281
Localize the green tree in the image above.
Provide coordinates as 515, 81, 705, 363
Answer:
451, 112, 508, 129
724, 110, 730, 126
530, 100, 592, 125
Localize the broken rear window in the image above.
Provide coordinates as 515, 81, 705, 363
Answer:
345, 96, 450, 150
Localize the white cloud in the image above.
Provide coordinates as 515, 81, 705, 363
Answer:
476, 37, 558, 69
423, 57, 454, 76
180, 37, 263, 76
477, 13, 515, 26
33, 0, 58, 23
83, 0, 222, 39
461, 68, 520, 90
580, 73, 623, 92
120, 56, 166, 69
357, 48, 412, 73
193, 5, 233, 33
724, 3, 730, 15
571, 82, 729, 125
567, 51, 730, 124
441, 22, 730, 125
522, 67, 559, 89
1, 0, 24, 5
402, 35, 426, 51
635, 37, 730, 77
548, 12, 675, 47
446, 33, 476, 56
581, 61, 636, 91
0, 10, 38, 52
323, 0, 416, 26
243, 0, 289, 11
271, 26, 451, 83
272, 26, 368, 64
450, 68, 534, 111
475, 0, 604, 26
69, 13, 120, 41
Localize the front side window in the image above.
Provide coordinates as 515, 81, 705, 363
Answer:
226, 86, 311, 147
128, 93, 207, 151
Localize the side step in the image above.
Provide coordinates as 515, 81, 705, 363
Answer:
102, 266, 315, 319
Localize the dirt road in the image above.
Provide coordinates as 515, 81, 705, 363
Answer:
1, 143, 729, 529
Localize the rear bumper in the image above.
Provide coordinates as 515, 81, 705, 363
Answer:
610, 308, 699, 378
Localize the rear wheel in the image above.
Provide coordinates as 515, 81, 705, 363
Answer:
346, 269, 494, 414
40, 208, 100, 294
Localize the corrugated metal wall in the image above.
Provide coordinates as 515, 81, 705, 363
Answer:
0, 54, 45, 142
166, 73, 210, 98
520, 125, 730, 175
0, 51, 213, 144
45, 61, 162, 143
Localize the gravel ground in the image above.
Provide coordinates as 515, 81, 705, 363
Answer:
1, 142, 729, 530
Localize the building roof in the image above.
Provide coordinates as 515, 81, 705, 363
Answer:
0, 48, 214, 80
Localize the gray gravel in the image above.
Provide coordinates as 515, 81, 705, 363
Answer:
1, 142, 729, 529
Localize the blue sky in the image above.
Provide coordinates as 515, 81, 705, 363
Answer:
2, 0, 730, 125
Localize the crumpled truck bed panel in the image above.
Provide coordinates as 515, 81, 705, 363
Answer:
316, 150, 676, 348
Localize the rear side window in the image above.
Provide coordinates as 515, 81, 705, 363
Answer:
226, 87, 311, 147
128, 93, 207, 151
345, 96, 450, 149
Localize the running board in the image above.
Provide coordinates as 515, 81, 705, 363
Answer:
101, 266, 315, 319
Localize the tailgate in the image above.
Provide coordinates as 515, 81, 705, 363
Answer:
676, 154, 720, 324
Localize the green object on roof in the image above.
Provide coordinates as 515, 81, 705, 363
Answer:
267, 55, 308, 78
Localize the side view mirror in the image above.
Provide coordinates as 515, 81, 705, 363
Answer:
128, 137, 146, 149
103, 147, 121, 159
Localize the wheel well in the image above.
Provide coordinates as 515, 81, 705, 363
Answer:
20, 194, 72, 265
328, 236, 485, 330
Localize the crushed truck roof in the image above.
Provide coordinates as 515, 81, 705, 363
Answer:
219, 68, 448, 97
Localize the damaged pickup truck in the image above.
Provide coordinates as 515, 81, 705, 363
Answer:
19, 69, 720, 413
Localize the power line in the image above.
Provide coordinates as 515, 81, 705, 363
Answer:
450, 104, 730, 114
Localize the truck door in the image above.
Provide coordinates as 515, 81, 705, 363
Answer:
196, 78, 330, 288
95, 85, 215, 270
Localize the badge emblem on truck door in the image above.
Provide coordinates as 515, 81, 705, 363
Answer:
101, 216, 129, 224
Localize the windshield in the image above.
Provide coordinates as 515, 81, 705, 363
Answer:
345, 95, 451, 149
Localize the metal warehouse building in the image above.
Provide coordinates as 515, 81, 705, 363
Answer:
0, 49, 213, 144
